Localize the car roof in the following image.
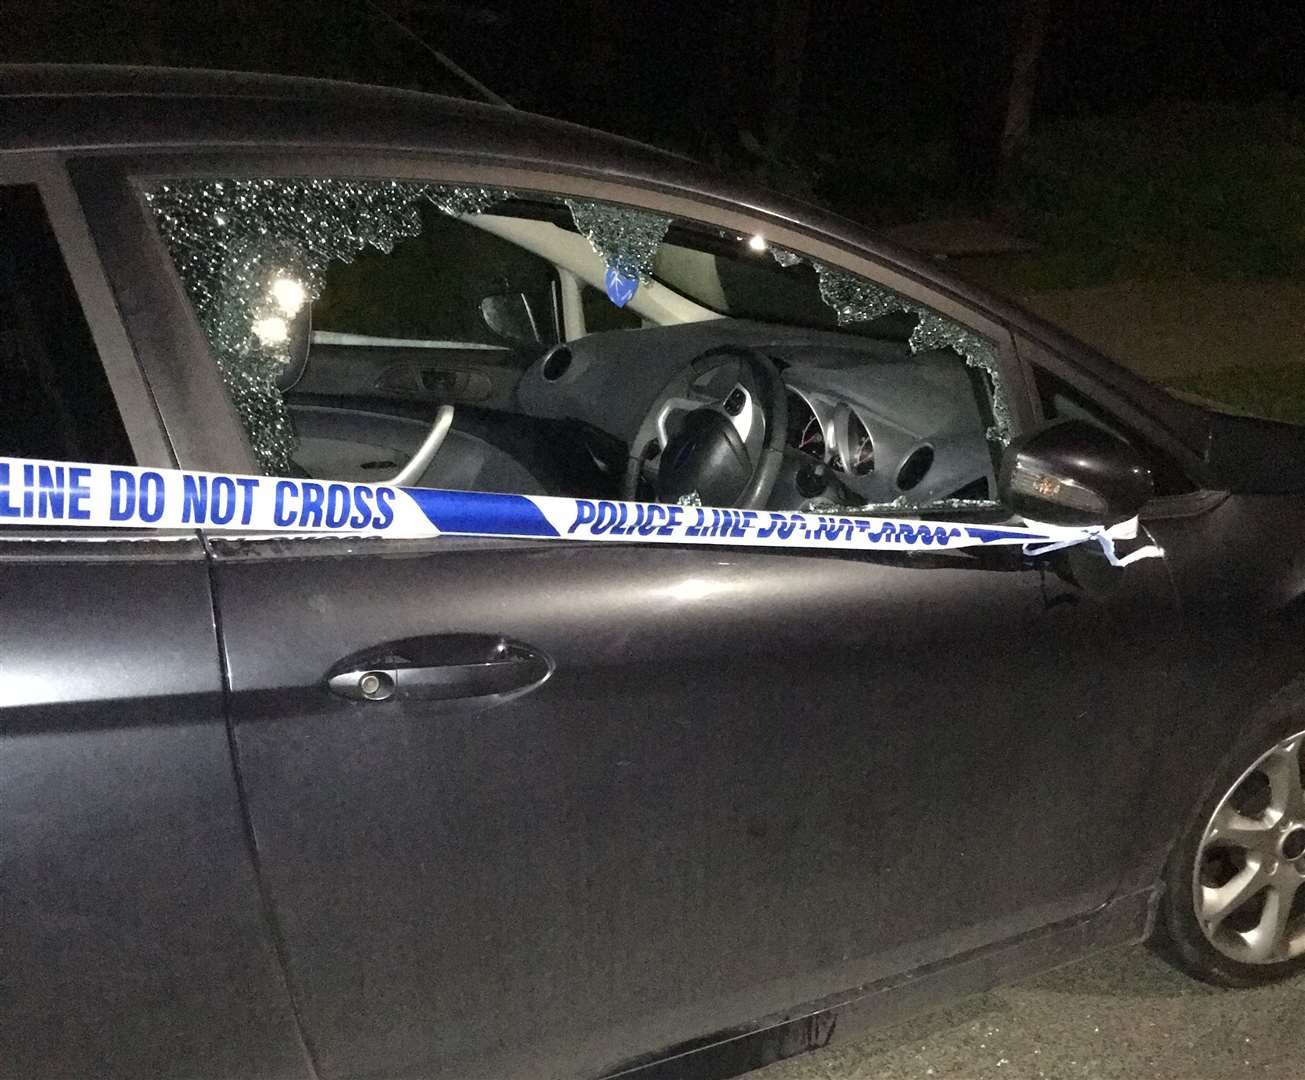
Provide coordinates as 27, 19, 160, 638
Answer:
0, 63, 695, 173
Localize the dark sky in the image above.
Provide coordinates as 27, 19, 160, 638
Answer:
5, 1, 1302, 152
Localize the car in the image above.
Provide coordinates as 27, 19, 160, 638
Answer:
2, 63, 1304, 1080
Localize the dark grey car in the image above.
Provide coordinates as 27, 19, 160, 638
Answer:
2, 65, 1304, 1080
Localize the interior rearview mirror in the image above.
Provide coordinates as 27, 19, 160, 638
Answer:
480, 292, 542, 345
999, 418, 1153, 527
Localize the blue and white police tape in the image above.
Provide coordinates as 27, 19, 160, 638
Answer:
0, 456, 1162, 564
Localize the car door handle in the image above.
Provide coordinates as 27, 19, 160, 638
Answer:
326, 640, 551, 703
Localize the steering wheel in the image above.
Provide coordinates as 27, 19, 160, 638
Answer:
620, 345, 788, 509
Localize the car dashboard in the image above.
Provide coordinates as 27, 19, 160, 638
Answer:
516, 319, 997, 510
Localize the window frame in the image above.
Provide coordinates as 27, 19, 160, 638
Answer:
71, 148, 1035, 537
0, 153, 192, 544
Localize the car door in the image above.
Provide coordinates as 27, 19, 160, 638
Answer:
0, 165, 306, 1080
93, 156, 1182, 1080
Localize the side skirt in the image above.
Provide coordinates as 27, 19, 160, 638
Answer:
598, 887, 1157, 1080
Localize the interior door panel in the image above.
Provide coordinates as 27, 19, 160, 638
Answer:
293, 339, 529, 410
288, 404, 546, 492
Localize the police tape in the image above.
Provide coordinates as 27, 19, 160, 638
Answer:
0, 457, 1163, 564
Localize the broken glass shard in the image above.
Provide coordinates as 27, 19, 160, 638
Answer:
566, 199, 670, 281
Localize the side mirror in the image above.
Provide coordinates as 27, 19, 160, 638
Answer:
480, 292, 543, 345
999, 419, 1153, 527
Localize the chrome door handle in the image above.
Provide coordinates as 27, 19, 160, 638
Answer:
326, 639, 551, 703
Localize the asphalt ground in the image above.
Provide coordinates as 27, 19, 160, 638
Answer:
755, 945, 1304, 1080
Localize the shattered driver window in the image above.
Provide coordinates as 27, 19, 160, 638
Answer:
145, 176, 1007, 519
145, 180, 511, 474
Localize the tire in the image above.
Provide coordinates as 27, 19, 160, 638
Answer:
1153, 710, 1305, 987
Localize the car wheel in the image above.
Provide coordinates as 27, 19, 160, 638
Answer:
1155, 716, 1305, 986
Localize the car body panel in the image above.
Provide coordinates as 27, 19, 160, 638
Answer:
602, 886, 1156, 1080
1116, 495, 1305, 892
0, 539, 307, 1080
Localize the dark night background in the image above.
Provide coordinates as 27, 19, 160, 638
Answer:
9, 1, 1305, 413
10, 2, 1302, 207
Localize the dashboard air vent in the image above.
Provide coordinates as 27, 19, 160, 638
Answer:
541, 346, 573, 382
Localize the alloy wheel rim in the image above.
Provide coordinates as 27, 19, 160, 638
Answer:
1194, 728, 1305, 965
